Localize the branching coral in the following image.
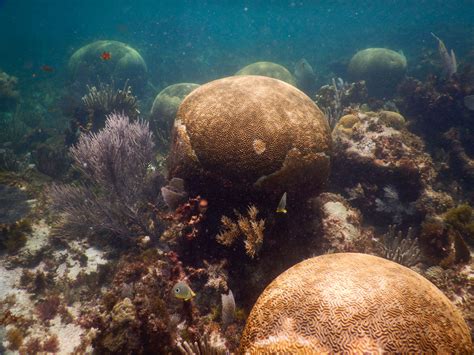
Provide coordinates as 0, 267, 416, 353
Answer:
49, 112, 161, 240
216, 205, 265, 258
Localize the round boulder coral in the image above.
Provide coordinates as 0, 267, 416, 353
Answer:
150, 83, 200, 145
348, 48, 407, 97
68, 40, 147, 95
240, 253, 472, 353
168, 75, 331, 198
235, 62, 296, 86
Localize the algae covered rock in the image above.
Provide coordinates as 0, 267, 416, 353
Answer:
168, 75, 331, 200
235, 62, 296, 86
150, 83, 200, 146
348, 48, 407, 97
240, 253, 472, 353
68, 40, 147, 94
332, 110, 434, 225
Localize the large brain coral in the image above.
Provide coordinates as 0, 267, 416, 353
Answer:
235, 62, 296, 86
68, 40, 147, 95
240, 253, 472, 353
348, 48, 407, 97
168, 75, 331, 198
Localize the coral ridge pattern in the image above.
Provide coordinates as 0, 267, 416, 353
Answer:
240, 253, 472, 353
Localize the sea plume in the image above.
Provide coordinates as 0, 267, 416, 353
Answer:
216, 205, 265, 258
49, 112, 161, 240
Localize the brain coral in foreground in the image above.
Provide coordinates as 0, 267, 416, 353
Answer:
68, 40, 147, 94
168, 75, 331, 198
240, 253, 472, 354
235, 62, 297, 86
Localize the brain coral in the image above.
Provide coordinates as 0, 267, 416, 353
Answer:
240, 253, 472, 354
68, 40, 147, 95
150, 83, 200, 145
168, 75, 331, 198
348, 48, 407, 97
235, 62, 297, 86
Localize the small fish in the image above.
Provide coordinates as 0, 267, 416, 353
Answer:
100, 51, 112, 61
173, 281, 195, 301
40, 65, 54, 72
464, 95, 474, 111
276, 192, 287, 213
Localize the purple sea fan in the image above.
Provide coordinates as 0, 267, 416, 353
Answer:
50, 112, 159, 239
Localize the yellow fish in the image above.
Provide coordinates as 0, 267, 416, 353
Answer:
173, 281, 196, 301
276, 192, 287, 213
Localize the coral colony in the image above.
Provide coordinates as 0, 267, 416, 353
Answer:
0, 29, 474, 354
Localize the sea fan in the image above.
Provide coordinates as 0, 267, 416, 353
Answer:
49, 112, 160, 240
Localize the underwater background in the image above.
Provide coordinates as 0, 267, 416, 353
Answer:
1, 0, 474, 354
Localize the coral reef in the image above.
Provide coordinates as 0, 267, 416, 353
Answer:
314, 79, 368, 129
162, 195, 209, 242
309, 193, 375, 253
149, 83, 200, 149
235, 61, 296, 86
419, 214, 471, 267
68, 40, 148, 96
331, 110, 436, 226
443, 127, 474, 182
216, 205, 265, 258
168, 75, 331, 203
240, 253, 472, 353
0, 70, 19, 111
49, 113, 161, 240
396, 75, 473, 134
348, 48, 407, 97
444, 204, 474, 245
79, 249, 237, 354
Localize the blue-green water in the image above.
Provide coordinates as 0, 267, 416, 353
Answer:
1, 1, 473, 85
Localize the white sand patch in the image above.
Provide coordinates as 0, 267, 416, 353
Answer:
55, 246, 108, 280
50, 315, 84, 354
23, 220, 50, 253
0, 264, 22, 299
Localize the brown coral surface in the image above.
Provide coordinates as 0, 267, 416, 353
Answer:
168, 75, 331, 198
240, 253, 472, 354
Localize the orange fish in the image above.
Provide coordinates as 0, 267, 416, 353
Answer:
100, 51, 112, 61
40, 65, 54, 72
